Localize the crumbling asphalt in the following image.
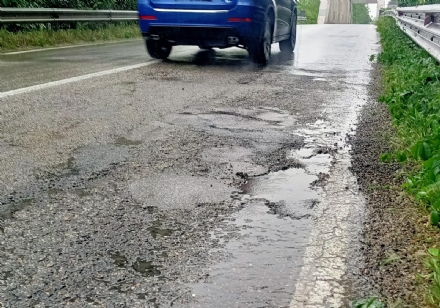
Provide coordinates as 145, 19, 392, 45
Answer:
0, 25, 382, 308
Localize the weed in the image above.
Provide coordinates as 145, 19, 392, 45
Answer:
381, 253, 401, 266
377, 17, 440, 221
426, 248, 440, 305
377, 16, 440, 306
350, 297, 385, 308
0, 23, 141, 52
388, 299, 405, 308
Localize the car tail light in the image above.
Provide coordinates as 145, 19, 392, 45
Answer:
227, 17, 252, 22
139, 15, 157, 20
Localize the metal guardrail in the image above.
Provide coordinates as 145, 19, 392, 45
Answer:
0, 8, 138, 24
0, 7, 306, 24
382, 5, 440, 62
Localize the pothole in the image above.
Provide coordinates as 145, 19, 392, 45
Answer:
132, 259, 162, 277
109, 251, 128, 268
114, 137, 142, 146
240, 167, 319, 205
147, 220, 175, 239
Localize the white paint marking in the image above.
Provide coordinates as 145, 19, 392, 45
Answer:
0, 61, 158, 99
1, 39, 142, 56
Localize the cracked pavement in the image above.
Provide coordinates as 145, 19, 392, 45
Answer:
0, 25, 379, 307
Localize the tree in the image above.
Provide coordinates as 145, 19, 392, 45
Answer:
352, 3, 372, 24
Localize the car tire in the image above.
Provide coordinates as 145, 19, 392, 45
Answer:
146, 39, 172, 59
279, 12, 297, 53
249, 15, 272, 65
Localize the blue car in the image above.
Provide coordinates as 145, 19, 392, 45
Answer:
137, 0, 298, 64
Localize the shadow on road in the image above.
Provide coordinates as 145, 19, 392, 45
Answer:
164, 48, 295, 68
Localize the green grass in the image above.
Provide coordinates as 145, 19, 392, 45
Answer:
350, 297, 385, 308
0, 23, 141, 52
377, 17, 440, 218
376, 16, 440, 306
298, 0, 321, 24
426, 248, 440, 305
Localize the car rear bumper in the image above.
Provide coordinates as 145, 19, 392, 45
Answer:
138, 5, 266, 48
143, 25, 247, 47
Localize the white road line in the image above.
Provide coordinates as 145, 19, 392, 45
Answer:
1, 39, 142, 56
0, 61, 158, 99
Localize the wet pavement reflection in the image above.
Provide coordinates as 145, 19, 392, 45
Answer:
0, 25, 379, 308
183, 25, 379, 308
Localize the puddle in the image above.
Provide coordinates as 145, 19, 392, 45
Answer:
186, 113, 345, 306
189, 163, 324, 306
167, 107, 296, 132
109, 251, 127, 268
147, 220, 175, 239
189, 199, 311, 307
295, 148, 315, 158
2, 270, 13, 280
289, 149, 333, 176
132, 259, 161, 277
48, 188, 64, 196
0, 198, 34, 220
291, 69, 330, 78
108, 252, 161, 278
241, 168, 318, 204
73, 188, 91, 197
114, 137, 142, 146
109, 283, 131, 294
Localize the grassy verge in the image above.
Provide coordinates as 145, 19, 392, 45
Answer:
298, 0, 320, 24
0, 23, 141, 52
376, 16, 440, 306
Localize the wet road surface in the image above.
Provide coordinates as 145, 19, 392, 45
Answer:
0, 25, 379, 307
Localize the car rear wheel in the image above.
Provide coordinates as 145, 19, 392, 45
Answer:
279, 12, 297, 53
146, 39, 172, 59
249, 16, 272, 65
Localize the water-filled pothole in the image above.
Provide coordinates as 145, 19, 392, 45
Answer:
0, 198, 35, 220
109, 251, 127, 268
147, 220, 175, 239
114, 137, 142, 146
241, 167, 318, 205
132, 259, 161, 277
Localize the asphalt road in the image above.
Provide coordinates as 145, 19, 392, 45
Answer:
0, 25, 379, 308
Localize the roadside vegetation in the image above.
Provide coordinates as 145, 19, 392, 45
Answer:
352, 3, 372, 24
0, 0, 137, 10
0, 23, 140, 52
297, 0, 320, 24
376, 16, 440, 306
0, 0, 140, 52
397, 0, 440, 6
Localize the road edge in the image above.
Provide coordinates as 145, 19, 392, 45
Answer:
349, 62, 433, 307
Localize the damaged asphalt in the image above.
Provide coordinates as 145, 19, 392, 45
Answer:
0, 25, 382, 307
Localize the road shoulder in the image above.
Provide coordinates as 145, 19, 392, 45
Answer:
350, 63, 435, 307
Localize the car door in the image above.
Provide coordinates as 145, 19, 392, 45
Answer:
275, 0, 293, 38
